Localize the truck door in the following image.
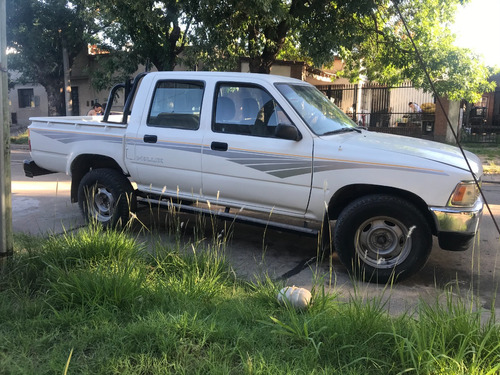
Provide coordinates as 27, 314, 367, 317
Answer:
130, 80, 205, 200
201, 82, 313, 216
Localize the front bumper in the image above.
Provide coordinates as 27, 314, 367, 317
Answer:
429, 197, 483, 251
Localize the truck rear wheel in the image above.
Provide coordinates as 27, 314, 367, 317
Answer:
333, 194, 432, 283
78, 168, 135, 228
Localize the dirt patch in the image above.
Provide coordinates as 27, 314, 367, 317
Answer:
10, 124, 28, 136
479, 156, 500, 175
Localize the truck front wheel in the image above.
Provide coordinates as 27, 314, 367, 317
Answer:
333, 194, 432, 283
78, 168, 135, 228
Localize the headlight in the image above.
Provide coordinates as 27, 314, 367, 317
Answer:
449, 181, 480, 207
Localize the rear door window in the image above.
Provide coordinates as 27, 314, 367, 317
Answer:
147, 81, 204, 130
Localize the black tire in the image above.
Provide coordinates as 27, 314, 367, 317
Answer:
321, 212, 335, 256
333, 194, 432, 283
78, 168, 135, 228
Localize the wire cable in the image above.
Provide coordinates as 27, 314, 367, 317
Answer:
393, 1, 500, 237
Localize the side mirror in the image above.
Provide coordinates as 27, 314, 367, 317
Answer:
275, 123, 302, 141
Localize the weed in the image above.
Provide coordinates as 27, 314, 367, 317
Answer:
10, 129, 29, 144
1, 210, 500, 374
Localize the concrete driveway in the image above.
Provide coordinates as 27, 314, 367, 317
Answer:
10, 145, 500, 315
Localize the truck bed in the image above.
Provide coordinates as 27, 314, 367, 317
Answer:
28, 115, 128, 175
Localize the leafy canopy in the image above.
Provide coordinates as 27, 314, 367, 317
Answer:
84, 0, 198, 90
191, 0, 496, 102
189, 0, 379, 73
7, 0, 93, 115
7, 0, 496, 107
333, 0, 496, 103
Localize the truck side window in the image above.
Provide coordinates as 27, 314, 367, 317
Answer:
147, 81, 204, 130
213, 84, 292, 137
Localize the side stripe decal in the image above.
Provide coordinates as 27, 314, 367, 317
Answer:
33, 129, 447, 179
33, 129, 123, 144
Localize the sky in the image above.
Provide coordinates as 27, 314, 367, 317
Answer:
451, 0, 500, 67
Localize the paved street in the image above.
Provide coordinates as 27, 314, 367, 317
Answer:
10, 145, 500, 315
10, 146, 85, 234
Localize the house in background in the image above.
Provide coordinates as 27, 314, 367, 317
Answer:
8, 45, 190, 125
8, 71, 49, 127
481, 73, 500, 126
10, 48, 490, 144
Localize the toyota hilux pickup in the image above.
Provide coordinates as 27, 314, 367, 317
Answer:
24, 71, 483, 283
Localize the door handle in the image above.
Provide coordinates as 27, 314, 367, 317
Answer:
211, 141, 228, 151
143, 134, 158, 143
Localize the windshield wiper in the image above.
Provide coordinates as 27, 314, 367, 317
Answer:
321, 127, 362, 136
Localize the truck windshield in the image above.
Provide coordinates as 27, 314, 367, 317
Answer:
275, 83, 358, 135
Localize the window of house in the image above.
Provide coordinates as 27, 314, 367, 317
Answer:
71, 86, 80, 116
213, 83, 291, 137
147, 81, 204, 130
18, 88, 35, 108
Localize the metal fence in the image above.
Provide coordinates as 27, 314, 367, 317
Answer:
316, 82, 436, 139
461, 126, 500, 144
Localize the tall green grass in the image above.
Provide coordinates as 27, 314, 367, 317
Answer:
1, 221, 499, 374
10, 130, 29, 144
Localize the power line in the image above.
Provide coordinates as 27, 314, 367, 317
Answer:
394, 1, 500, 237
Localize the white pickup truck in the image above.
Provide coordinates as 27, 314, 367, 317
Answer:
25, 71, 483, 282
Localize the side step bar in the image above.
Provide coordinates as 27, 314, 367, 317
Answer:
137, 197, 319, 238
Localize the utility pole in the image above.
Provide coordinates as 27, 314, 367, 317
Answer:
0, 0, 14, 260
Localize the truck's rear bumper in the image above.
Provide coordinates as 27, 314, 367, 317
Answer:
429, 197, 483, 251
23, 159, 57, 178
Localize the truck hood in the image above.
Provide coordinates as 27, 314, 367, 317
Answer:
332, 130, 482, 177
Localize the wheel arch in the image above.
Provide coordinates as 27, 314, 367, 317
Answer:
325, 184, 437, 235
70, 154, 128, 203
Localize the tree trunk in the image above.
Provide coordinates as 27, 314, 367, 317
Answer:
62, 43, 72, 116
45, 83, 65, 117
248, 58, 271, 74
247, 20, 289, 74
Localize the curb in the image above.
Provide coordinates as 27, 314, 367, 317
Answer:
483, 173, 500, 184
10, 144, 29, 151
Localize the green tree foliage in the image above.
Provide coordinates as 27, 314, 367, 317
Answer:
85, 0, 197, 89
7, 0, 495, 108
335, 0, 496, 103
7, 0, 92, 115
191, 0, 495, 102
189, 0, 377, 73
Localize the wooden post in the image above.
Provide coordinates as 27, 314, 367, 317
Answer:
0, 0, 14, 259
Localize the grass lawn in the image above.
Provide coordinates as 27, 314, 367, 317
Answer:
10, 129, 29, 145
3, 130, 499, 373
463, 144, 500, 174
1, 225, 499, 374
